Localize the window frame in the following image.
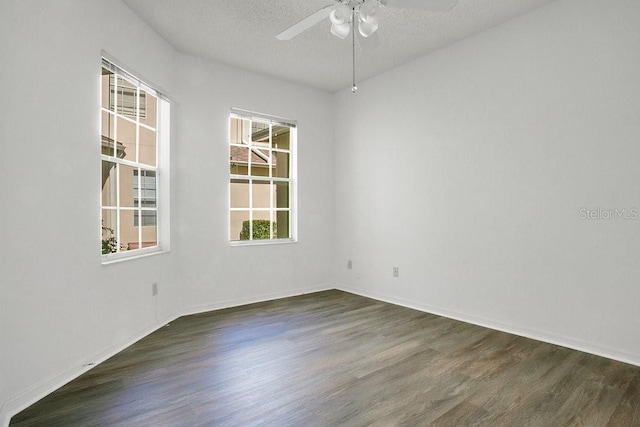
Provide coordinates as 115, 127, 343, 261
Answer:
100, 56, 171, 263
229, 109, 297, 246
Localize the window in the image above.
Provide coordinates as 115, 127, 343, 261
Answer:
133, 170, 157, 226
101, 57, 170, 259
229, 110, 296, 243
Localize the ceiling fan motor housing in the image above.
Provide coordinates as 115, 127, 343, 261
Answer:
330, 0, 380, 40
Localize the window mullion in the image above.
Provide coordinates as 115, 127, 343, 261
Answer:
135, 84, 141, 250
268, 123, 273, 239
115, 164, 121, 253
113, 75, 120, 253
138, 168, 142, 249
248, 122, 253, 241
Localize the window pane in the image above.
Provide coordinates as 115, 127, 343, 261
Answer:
230, 146, 249, 175
252, 211, 272, 240
101, 209, 118, 254
134, 210, 157, 227
101, 111, 115, 156
143, 215, 157, 245
136, 169, 157, 208
101, 68, 114, 111
252, 180, 271, 209
243, 120, 254, 145
120, 210, 137, 251
230, 210, 250, 241
119, 165, 136, 208
252, 149, 270, 177
275, 210, 290, 239
139, 126, 156, 167
252, 121, 269, 146
275, 182, 289, 209
230, 179, 249, 208
230, 117, 243, 144
141, 212, 157, 249
137, 90, 151, 126
101, 161, 117, 207
272, 126, 290, 150
116, 76, 137, 118
273, 151, 289, 178
117, 117, 136, 162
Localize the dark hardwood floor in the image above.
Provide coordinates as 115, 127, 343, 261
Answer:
11, 290, 640, 426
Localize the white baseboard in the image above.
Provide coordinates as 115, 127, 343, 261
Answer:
182, 283, 334, 316
1, 283, 334, 427
335, 283, 640, 368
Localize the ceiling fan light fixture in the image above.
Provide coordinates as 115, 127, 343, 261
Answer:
358, 1, 378, 22
331, 22, 351, 39
329, 4, 351, 25
358, 18, 378, 37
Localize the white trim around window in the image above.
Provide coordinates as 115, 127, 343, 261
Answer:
229, 109, 297, 245
100, 56, 171, 263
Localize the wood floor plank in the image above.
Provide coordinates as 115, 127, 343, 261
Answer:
606, 374, 640, 426
10, 290, 640, 426
430, 400, 489, 426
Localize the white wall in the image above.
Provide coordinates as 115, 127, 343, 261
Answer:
4, 0, 638, 423
0, 0, 334, 424
334, 0, 640, 365
172, 55, 334, 314
0, 0, 181, 422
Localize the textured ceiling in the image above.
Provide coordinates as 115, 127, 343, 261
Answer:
122, 0, 557, 92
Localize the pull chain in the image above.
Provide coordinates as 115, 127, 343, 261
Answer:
351, 7, 357, 93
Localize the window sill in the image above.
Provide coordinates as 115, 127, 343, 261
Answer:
229, 238, 297, 247
101, 247, 169, 265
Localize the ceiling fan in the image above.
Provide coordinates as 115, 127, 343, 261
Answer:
276, 0, 459, 93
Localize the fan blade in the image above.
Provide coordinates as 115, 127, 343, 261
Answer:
276, 5, 334, 40
381, 0, 458, 11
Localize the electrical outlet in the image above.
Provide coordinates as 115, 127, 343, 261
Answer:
348, 260, 353, 269
152, 282, 158, 296
393, 267, 399, 277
